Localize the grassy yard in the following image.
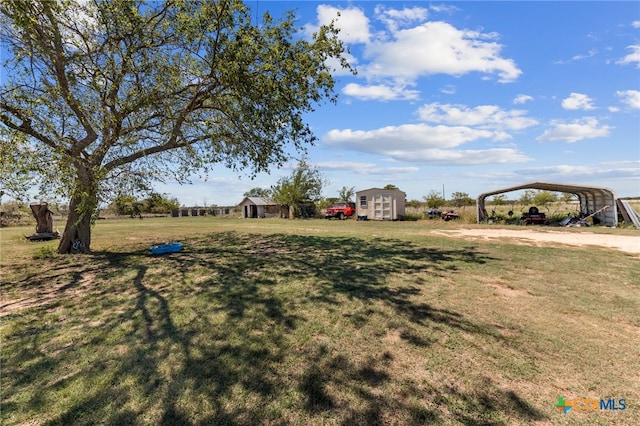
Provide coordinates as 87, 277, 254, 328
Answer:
1, 217, 639, 425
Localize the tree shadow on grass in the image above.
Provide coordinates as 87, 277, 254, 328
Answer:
2, 231, 547, 425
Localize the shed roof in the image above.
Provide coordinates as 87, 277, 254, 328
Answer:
239, 197, 277, 206
356, 187, 406, 194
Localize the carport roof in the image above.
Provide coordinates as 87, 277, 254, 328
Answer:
476, 181, 616, 199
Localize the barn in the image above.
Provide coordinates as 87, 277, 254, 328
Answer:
356, 188, 406, 220
238, 197, 281, 219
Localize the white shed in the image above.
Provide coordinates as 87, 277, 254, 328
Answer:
356, 188, 406, 220
238, 197, 280, 218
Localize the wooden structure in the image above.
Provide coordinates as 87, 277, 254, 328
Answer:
25, 202, 60, 241
238, 197, 282, 219
355, 188, 406, 220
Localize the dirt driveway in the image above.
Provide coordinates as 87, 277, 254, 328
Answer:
431, 228, 640, 254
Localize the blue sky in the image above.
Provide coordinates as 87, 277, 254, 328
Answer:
6, 2, 637, 206
156, 1, 639, 207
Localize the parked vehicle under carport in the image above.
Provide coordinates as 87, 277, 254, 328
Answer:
521, 206, 549, 225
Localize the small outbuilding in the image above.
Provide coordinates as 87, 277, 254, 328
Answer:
356, 188, 406, 220
238, 197, 281, 219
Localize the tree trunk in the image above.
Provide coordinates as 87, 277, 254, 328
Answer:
30, 203, 54, 233
57, 169, 98, 254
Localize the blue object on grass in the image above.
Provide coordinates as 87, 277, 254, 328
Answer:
150, 242, 183, 254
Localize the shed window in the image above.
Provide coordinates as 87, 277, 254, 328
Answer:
360, 195, 367, 207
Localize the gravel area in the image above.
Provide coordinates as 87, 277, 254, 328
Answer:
432, 228, 640, 254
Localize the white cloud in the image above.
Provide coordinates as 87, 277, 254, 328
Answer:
374, 6, 428, 32
317, 161, 419, 174
561, 93, 596, 110
309, 5, 371, 44
616, 90, 640, 109
311, 6, 522, 91
428, 4, 460, 14
58, 1, 101, 51
617, 45, 640, 68
513, 94, 533, 104
325, 124, 492, 150
417, 102, 538, 131
323, 124, 530, 164
514, 161, 640, 181
440, 85, 456, 95
632, 21, 640, 29
363, 21, 521, 83
387, 148, 530, 164
343, 83, 420, 101
571, 49, 598, 61
325, 52, 359, 76
536, 117, 611, 143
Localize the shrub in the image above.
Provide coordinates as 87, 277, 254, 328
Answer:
33, 245, 57, 260
403, 212, 422, 221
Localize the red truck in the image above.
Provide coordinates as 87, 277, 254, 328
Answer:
325, 202, 356, 220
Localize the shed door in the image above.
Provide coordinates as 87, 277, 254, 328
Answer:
372, 193, 393, 219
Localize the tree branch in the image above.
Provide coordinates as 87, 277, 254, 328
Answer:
0, 104, 71, 155
40, 2, 98, 154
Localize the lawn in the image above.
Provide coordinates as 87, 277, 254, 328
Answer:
1, 217, 639, 425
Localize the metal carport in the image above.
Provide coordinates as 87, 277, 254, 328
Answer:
476, 181, 618, 227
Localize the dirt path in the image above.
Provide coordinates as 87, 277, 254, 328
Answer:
431, 228, 640, 254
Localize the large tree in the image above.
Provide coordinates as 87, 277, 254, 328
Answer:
0, 0, 351, 253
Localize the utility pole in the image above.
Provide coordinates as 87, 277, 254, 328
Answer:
442, 184, 445, 201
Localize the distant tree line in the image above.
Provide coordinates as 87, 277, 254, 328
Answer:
1, 185, 581, 226
242, 170, 576, 217
106, 193, 181, 217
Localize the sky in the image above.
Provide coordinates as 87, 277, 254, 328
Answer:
154, 1, 640, 207
6, 1, 640, 206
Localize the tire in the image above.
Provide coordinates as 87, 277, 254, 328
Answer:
338, 212, 344, 220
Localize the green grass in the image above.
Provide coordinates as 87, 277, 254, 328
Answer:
1, 217, 639, 425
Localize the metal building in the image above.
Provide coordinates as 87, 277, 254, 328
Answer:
476, 181, 618, 226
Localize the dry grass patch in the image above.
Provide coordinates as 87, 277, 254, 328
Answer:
1, 218, 638, 425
